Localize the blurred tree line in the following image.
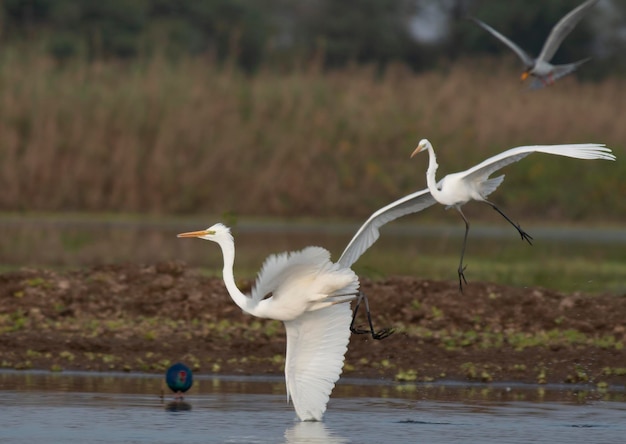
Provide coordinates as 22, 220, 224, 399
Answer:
1, 0, 624, 75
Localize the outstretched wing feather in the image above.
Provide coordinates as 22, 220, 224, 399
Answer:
470, 17, 534, 67
459, 143, 614, 185
538, 0, 599, 62
337, 188, 437, 268
284, 302, 352, 421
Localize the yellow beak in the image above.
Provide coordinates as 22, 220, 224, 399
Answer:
177, 229, 214, 238
520, 71, 530, 81
410, 146, 423, 158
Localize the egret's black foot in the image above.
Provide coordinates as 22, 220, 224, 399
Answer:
350, 292, 394, 340
350, 325, 394, 340
372, 327, 395, 340
350, 326, 371, 335
458, 265, 468, 293
517, 226, 533, 245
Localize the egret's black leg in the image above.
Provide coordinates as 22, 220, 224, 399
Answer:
485, 201, 533, 245
350, 292, 394, 340
456, 208, 471, 293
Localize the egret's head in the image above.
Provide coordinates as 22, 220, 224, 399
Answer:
410, 139, 431, 158
177, 223, 232, 242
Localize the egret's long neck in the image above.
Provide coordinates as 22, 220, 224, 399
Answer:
216, 237, 253, 314
425, 144, 442, 198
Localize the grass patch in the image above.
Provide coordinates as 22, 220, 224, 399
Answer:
2, 212, 624, 295
403, 325, 623, 352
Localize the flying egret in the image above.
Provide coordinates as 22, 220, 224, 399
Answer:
413, 139, 615, 290
177, 223, 392, 421
340, 139, 614, 292
471, 0, 599, 89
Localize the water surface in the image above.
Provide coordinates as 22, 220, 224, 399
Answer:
1, 371, 625, 443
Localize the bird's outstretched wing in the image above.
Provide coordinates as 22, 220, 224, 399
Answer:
337, 188, 437, 268
470, 17, 534, 67
538, 0, 599, 63
459, 143, 615, 184
284, 302, 352, 421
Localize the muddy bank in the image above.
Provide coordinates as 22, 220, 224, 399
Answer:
0, 262, 624, 386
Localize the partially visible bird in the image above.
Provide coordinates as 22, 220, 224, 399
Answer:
165, 362, 194, 400
471, 0, 600, 89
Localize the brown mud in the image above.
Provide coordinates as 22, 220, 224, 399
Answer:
1, 262, 625, 387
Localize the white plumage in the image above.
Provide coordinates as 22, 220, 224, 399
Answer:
425, 139, 614, 289
340, 140, 614, 291
338, 188, 437, 268
178, 224, 358, 421
252, 247, 357, 319
284, 303, 352, 421
340, 141, 613, 275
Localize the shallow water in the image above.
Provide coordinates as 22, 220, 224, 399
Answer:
1, 371, 625, 443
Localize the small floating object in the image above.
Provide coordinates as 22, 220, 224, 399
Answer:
165, 362, 193, 400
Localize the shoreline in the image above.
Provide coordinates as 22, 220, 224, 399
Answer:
1, 263, 625, 387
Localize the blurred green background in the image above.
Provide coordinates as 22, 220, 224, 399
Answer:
0, 0, 624, 293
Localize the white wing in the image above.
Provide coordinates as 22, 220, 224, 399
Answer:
471, 17, 534, 67
284, 302, 352, 421
458, 143, 614, 184
338, 143, 613, 268
337, 188, 437, 268
538, 0, 599, 63
251, 246, 331, 302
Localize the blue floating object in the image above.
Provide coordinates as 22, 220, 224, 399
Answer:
165, 362, 193, 394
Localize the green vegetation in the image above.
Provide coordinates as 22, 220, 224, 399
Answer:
395, 368, 418, 382
536, 367, 548, 384
602, 367, 626, 377
401, 325, 624, 352
351, 239, 626, 295
2, 213, 625, 295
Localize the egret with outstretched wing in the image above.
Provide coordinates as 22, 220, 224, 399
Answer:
409, 139, 615, 290
337, 139, 614, 291
178, 223, 391, 422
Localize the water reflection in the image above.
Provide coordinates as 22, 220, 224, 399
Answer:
164, 400, 192, 412
3, 370, 626, 404
0, 370, 163, 395
284, 422, 348, 444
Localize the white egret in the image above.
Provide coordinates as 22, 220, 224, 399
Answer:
471, 0, 599, 89
414, 139, 615, 289
341, 139, 615, 292
177, 223, 392, 422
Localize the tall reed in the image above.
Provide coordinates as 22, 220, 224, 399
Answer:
0, 51, 623, 222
